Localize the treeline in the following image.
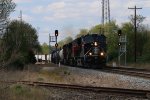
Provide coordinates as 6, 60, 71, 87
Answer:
48, 17, 150, 63
74, 19, 150, 62
0, 0, 41, 69
40, 37, 73, 54
0, 20, 41, 69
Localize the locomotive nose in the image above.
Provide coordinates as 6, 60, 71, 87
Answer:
93, 47, 99, 55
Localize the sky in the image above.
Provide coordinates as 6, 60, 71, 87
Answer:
10, 0, 150, 44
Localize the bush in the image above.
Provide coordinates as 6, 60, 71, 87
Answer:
141, 39, 150, 62
27, 50, 37, 64
8, 57, 24, 70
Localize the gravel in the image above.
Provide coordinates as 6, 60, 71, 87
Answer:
0, 65, 150, 91
0, 84, 148, 100
0, 65, 150, 100
63, 66, 150, 90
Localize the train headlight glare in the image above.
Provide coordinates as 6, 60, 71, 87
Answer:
89, 52, 92, 56
100, 52, 104, 56
94, 42, 98, 46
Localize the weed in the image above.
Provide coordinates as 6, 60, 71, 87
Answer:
37, 77, 44, 81
64, 71, 71, 75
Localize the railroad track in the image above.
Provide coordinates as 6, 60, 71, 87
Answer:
101, 66, 150, 79
0, 80, 150, 98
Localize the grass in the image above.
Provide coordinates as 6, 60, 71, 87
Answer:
108, 61, 150, 70
39, 66, 71, 82
37, 77, 44, 81
0, 84, 51, 100
127, 63, 150, 70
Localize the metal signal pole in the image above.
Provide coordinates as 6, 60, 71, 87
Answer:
128, 6, 142, 63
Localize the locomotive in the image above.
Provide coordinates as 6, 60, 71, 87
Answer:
51, 34, 107, 68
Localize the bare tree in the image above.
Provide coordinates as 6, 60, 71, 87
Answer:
0, 0, 15, 37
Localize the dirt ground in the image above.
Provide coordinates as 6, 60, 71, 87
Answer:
0, 63, 150, 90
0, 63, 150, 100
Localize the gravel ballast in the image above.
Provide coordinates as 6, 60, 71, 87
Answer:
0, 65, 150, 91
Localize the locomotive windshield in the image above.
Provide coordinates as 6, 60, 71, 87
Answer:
82, 34, 106, 44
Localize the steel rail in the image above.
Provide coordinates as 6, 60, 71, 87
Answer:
101, 66, 150, 79
0, 80, 150, 98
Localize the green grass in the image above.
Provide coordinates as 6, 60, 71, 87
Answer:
108, 61, 150, 69
0, 84, 51, 100
37, 77, 44, 81
39, 67, 71, 82
128, 63, 150, 69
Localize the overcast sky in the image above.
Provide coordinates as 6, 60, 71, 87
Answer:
10, 0, 150, 44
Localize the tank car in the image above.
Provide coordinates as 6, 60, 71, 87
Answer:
51, 50, 60, 64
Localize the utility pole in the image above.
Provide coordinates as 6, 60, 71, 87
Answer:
128, 6, 142, 63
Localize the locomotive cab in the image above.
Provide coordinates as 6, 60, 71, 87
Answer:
83, 34, 106, 68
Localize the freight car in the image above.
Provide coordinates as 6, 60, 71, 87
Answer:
51, 34, 107, 68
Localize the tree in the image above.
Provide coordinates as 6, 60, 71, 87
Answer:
0, 20, 40, 68
121, 15, 148, 62
142, 37, 150, 61
104, 21, 119, 61
121, 22, 134, 61
89, 25, 100, 34
76, 29, 88, 38
64, 36, 73, 44
41, 42, 50, 54
129, 15, 146, 29
121, 22, 149, 62
0, 0, 16, 37
57, 36, 73, 48
0, 0, 16, 19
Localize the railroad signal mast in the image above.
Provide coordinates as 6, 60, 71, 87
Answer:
118, 30, 127, 66
49, 30, 59, 63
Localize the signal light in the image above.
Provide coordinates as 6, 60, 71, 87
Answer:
100, 52, 104, 56
118, 30, 122, 36
94, 42, 98, 46
55, 43, 58, 47
118, 43, 121, 46
55, 30, 58, 36
89, 52, 92, 56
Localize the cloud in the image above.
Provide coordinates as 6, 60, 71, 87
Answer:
47, 2, 65, 10
11, 0, 150, 44
32, 6, 45, 14
22, 14, 33, 22
40, 1, 101, 21
10, 14, 33, 22
13, 0, 32, 3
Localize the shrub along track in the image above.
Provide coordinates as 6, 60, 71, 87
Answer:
0, 80, 150, 99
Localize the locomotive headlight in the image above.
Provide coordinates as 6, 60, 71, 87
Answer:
89, 52, 92, 56
94, 42, 98, 46
100, 52, 104, 56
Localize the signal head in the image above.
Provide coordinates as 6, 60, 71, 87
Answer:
55, 43, 58, 47
118, 30, 122, 36
55, 30, 58, 36
118, 43, 121, 46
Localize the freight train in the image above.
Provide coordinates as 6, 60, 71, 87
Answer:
51, 34, 107, 68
